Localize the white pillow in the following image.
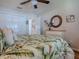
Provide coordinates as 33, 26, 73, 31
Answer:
45, 31, 64, 38
2, 28, 17, 45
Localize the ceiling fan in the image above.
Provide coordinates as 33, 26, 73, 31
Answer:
20, 0, 50, 9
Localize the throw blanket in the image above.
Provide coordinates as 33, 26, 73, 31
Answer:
0, 35, 73, 59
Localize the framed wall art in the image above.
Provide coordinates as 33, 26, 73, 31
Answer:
66, 15, 75, 23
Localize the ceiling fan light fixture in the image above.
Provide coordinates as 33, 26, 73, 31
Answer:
31, 0, 37, 5
34, 5, 37, 9
31, 0, 38, 9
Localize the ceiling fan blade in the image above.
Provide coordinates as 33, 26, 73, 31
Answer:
20, 0, 31, 5
37, 0, 50, 4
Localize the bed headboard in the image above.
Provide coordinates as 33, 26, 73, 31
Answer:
45, 30, 66, 38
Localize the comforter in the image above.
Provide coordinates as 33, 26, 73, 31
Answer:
0, 35, 74, 59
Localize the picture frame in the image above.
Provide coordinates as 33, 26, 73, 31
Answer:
66, 15, 75, 23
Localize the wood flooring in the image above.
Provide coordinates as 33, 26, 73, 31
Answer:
74, 49, 79, 59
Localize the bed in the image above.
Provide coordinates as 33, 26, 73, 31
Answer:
0, 29, 74, 59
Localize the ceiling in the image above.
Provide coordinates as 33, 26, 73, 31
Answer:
0, 0, 78, 14
0, 0, 54, 14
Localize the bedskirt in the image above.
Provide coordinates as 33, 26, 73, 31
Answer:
0, 35, 74, 59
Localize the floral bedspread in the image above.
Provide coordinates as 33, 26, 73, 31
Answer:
0, 35, 72, 59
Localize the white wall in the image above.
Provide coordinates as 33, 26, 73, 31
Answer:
0, 8, 41, 35
0, 9, 29, 35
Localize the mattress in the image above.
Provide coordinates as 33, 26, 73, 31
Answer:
0, 35, 74, 59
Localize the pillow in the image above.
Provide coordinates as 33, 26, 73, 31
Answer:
2, 28, 17, 46
29, 34, 46, 40
45, 31, 64, 38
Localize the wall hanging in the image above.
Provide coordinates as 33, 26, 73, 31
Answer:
66, 15, 75, 23
44, 15, 63, 30
50, 15, 62, 28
